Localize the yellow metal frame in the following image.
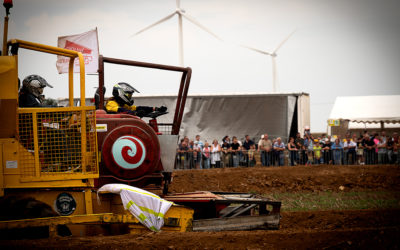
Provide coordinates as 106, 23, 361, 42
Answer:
17, 106, 98, 180
0, 39, 99, 190
0, 205, 194, 237
8, 39, 86, 108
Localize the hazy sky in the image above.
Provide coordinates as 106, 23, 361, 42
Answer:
2, 0, 400, 132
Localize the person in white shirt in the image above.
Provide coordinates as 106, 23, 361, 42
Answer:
210, 139, 221, 168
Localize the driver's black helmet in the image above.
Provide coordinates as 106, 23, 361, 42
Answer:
112, 82, 140, 106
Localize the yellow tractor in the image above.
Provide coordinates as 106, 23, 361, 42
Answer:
0, 1, 193, 237
0, 1, 280, 238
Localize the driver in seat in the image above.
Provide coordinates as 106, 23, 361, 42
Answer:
105, 82, 167, 118
19, 74, 54, 107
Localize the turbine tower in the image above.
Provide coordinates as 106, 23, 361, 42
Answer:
131, 0, 222, 66
241, 30, 296, 92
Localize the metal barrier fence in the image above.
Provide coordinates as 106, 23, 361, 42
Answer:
17, 107, 98, 179
156, 123, 173, 135
174, 149, 399, 169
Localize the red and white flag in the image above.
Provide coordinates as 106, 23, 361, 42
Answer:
56, 28, 99, 74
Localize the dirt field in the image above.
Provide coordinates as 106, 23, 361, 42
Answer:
1, 165, 400, 249
170, 164, 400, 193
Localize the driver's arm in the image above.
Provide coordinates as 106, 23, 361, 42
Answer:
105, 99, 120, 113
136, 106, 154, 113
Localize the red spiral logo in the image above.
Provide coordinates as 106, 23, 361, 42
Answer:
112, 135, 146, 169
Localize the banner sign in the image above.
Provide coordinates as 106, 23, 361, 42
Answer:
56, 28, 99, 74
328, 119, 340, 127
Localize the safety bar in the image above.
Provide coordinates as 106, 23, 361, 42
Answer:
97, 55, 192, 135
8, 39, 91, 176
7, 39, 86, 107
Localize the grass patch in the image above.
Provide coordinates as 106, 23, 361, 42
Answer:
270, 191, 400, 211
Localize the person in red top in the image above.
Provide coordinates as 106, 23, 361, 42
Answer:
202, 142, 211, 169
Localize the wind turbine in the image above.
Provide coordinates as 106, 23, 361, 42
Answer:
241, 30, 296, 92
131, 0, 222, 66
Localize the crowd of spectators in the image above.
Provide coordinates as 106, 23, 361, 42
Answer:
175, 130, 400, 169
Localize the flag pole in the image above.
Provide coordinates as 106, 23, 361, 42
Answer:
2, 0, 13, 55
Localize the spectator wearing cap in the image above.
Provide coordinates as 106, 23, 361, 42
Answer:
258, 135, 265, 166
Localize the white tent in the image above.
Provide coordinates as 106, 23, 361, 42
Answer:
328, 95, 400, 131
329, 95, 400, 123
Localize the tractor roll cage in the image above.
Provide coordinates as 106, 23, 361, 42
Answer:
4, 39, 99, 184
97, 55, 192, 135
7, 39, 86, 107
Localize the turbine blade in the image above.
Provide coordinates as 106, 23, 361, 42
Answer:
273, 29, 297, 54
180, 12, 223, 41
130, 12, 176, 37
239, 44, 271, 56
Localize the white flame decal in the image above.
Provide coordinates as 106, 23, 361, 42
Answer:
112, 135, 146, 169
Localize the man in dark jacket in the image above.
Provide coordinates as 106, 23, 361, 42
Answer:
19, 75, 53, 107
